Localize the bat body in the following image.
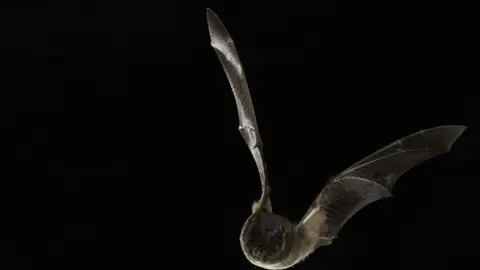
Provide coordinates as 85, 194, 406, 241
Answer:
206, 9, 467, 270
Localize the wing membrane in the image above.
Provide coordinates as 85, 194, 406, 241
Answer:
207, 9, 271, 212
298, 125, 466, 241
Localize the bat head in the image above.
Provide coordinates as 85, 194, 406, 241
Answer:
240, 211, 292, 264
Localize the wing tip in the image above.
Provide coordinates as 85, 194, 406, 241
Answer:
455, 125, 468, 139
206, 8, 217, 43
205, 8, 233, 48
428, 125, 467, 133
206, 8, 216, 21
206, 9, 221, 38
433, 125, 467, 152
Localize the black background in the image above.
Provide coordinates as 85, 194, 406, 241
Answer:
1, 1, 479, 270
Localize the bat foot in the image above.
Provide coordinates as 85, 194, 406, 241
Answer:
316, 237, 333, 247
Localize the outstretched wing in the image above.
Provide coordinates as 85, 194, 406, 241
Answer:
298, 125, 466, 241
207, 9, 271, 212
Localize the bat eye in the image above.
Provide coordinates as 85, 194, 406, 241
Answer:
275, 233, 282, 241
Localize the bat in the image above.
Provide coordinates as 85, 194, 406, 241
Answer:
206, 8, 467, 270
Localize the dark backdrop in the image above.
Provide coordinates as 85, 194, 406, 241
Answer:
0, 1, 478, 270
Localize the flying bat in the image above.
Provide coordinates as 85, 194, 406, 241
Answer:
206, 8, 466, 270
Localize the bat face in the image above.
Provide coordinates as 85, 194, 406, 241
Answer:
240, 212, 293, 264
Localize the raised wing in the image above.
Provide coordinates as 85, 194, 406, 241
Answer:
207, 9, 271, 212
298, 125, 466, 241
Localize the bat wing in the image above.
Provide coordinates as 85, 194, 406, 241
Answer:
298, 125, 467, 241
207, 9, 271, 212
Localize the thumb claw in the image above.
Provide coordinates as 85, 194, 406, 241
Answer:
252, 200, 261, 213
